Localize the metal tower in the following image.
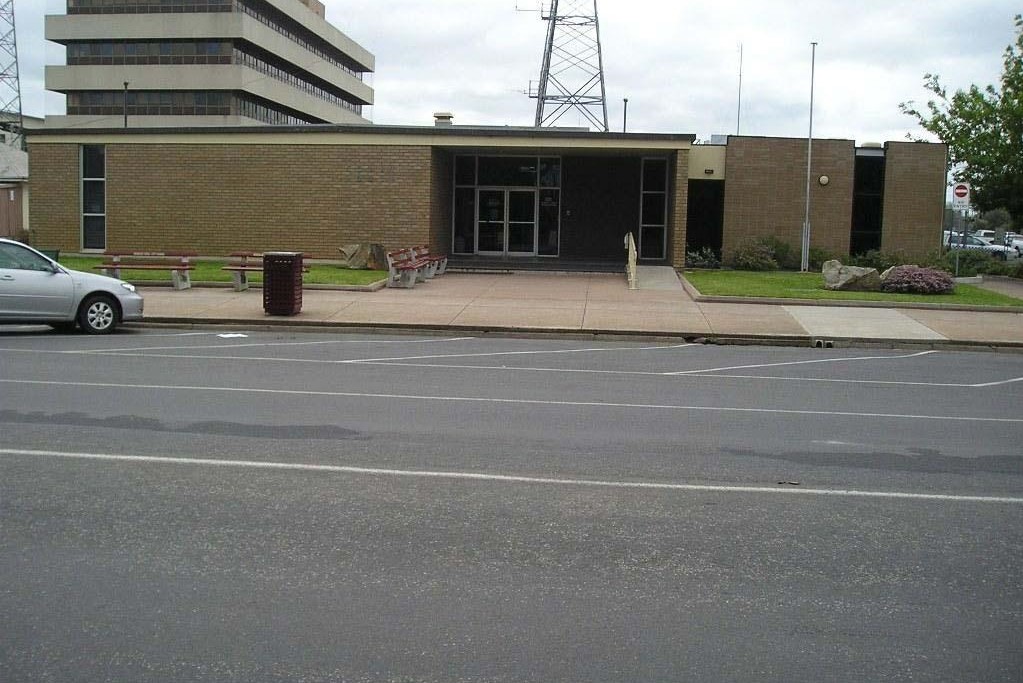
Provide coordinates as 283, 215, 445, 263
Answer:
532, 0, 609, 131
0, 0, 24, 150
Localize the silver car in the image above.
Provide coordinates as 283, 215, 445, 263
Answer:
0, 238, 144, 334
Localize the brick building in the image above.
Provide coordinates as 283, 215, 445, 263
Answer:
26, 124, 946, 266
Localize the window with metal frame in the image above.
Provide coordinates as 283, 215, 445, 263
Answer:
639, 158, 668, 260
81, 145, 106, 251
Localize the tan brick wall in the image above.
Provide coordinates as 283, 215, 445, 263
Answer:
28, 143, 80, 251
722, 137, 855, 260
669, 149, 689, 267
31, 143, 437, 257
881, 141, 947, 258
110, 144, 436, 256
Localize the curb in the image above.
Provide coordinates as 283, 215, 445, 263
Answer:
132, 317, 1023, 353
678, 276, 1023, 313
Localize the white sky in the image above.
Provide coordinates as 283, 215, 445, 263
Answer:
16, 0, 1020, 144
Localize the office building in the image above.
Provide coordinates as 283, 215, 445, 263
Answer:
44, 0, 375, 128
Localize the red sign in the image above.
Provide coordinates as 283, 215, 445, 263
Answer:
953, 184, 969, 198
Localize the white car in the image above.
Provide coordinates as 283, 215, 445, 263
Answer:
0, 238, 144, 333
944, 232, 1019, 261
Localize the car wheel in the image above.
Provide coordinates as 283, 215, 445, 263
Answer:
48, 321, 78, 333
77, 294, 119, 334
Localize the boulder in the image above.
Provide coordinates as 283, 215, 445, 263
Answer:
339, 243, 387, 270
821, 260, 882, 291
880, 265, 918, 283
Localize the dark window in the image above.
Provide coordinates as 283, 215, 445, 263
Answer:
642, 159, 667, 192
850, 153, 885, 254
641, 192, 666, 226
478, 157, 537, 187
82, 181, 105, 214
455, 156, 476, 186
81, 144, 106, 251
82, 145, 105, 179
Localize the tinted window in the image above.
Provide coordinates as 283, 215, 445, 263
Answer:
0, 242, 51, 271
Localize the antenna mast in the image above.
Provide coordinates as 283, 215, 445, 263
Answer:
0, 0, 24, 150
532, 0, 609, 131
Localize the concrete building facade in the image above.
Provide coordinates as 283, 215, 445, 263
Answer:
44, 0, 375, 128
26, 125, 946, 265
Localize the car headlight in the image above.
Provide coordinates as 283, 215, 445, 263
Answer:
120, 282, 136, 293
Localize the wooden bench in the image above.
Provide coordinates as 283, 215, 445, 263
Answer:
410, 244, 448, 278
96, 251, 196, 290
385, 248, 430, 288
221, 251, 310, 291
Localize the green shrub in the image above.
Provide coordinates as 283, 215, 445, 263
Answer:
808, 247, 838, 271
848, 249, 909, 272
937, 250, 1012, 277
727, 240, 778, 271
685, 247, 721, 269
758, 236, 801, 270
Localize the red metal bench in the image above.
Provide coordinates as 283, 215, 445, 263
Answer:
385, 248, 429, 288
410, 244, 448, 278
96, 251, 196, 290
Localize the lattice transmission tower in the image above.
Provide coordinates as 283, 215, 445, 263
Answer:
0, 0, 24, 150
531, 0, 609, 131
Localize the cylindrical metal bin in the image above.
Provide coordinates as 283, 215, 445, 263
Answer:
262, 251, 303, 316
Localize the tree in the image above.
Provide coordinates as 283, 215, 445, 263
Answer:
900, 14, 1023, 229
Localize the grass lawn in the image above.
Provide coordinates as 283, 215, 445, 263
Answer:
58, 256, 387, 287
683, 269, 1023, 308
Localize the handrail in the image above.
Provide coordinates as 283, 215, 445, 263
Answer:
624, 232, 638, 290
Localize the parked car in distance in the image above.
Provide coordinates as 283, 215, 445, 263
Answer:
0, 238, 144, 333
943, 231, 1019, 261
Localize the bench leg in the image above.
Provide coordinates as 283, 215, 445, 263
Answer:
436, 257, 447, 275
400, 269, 416, 288
171, 270, 191, 291
231, 271, 249, 292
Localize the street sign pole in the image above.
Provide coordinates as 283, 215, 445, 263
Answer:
950, 183, 970, 277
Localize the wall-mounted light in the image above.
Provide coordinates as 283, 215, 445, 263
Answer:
818, 174, 830, 186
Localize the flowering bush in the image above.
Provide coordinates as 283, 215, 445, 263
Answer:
685, 247, 721, 269
880, 265, 954, 294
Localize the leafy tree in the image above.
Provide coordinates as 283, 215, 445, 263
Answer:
973, 208, 1013, 233
900, 14, 1023, 229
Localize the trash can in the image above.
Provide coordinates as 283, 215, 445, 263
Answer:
262, 252, 303, 316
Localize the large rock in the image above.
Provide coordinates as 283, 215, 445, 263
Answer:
339, 243, 387, 270
821, 260, 882, 291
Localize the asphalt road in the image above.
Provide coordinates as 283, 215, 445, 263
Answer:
1, 326, 1021, 682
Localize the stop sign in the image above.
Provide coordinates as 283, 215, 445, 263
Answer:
952, 183, 970, 208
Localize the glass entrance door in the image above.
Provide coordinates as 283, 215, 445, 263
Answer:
476, 189, 536, 256
477, 190, 505, 254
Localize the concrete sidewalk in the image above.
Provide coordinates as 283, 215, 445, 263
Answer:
136, 267, 1023, 349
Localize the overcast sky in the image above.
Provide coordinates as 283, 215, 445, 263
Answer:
16, 0, 1020, 144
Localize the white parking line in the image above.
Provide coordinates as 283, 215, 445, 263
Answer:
3, 448, 1020, 505
971, 376, 1023, 388
74, 336, 477, 354
666, 350, 939, 375
3, 378, 1021, 423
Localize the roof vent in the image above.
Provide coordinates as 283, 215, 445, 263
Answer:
434, 112, 454, 126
